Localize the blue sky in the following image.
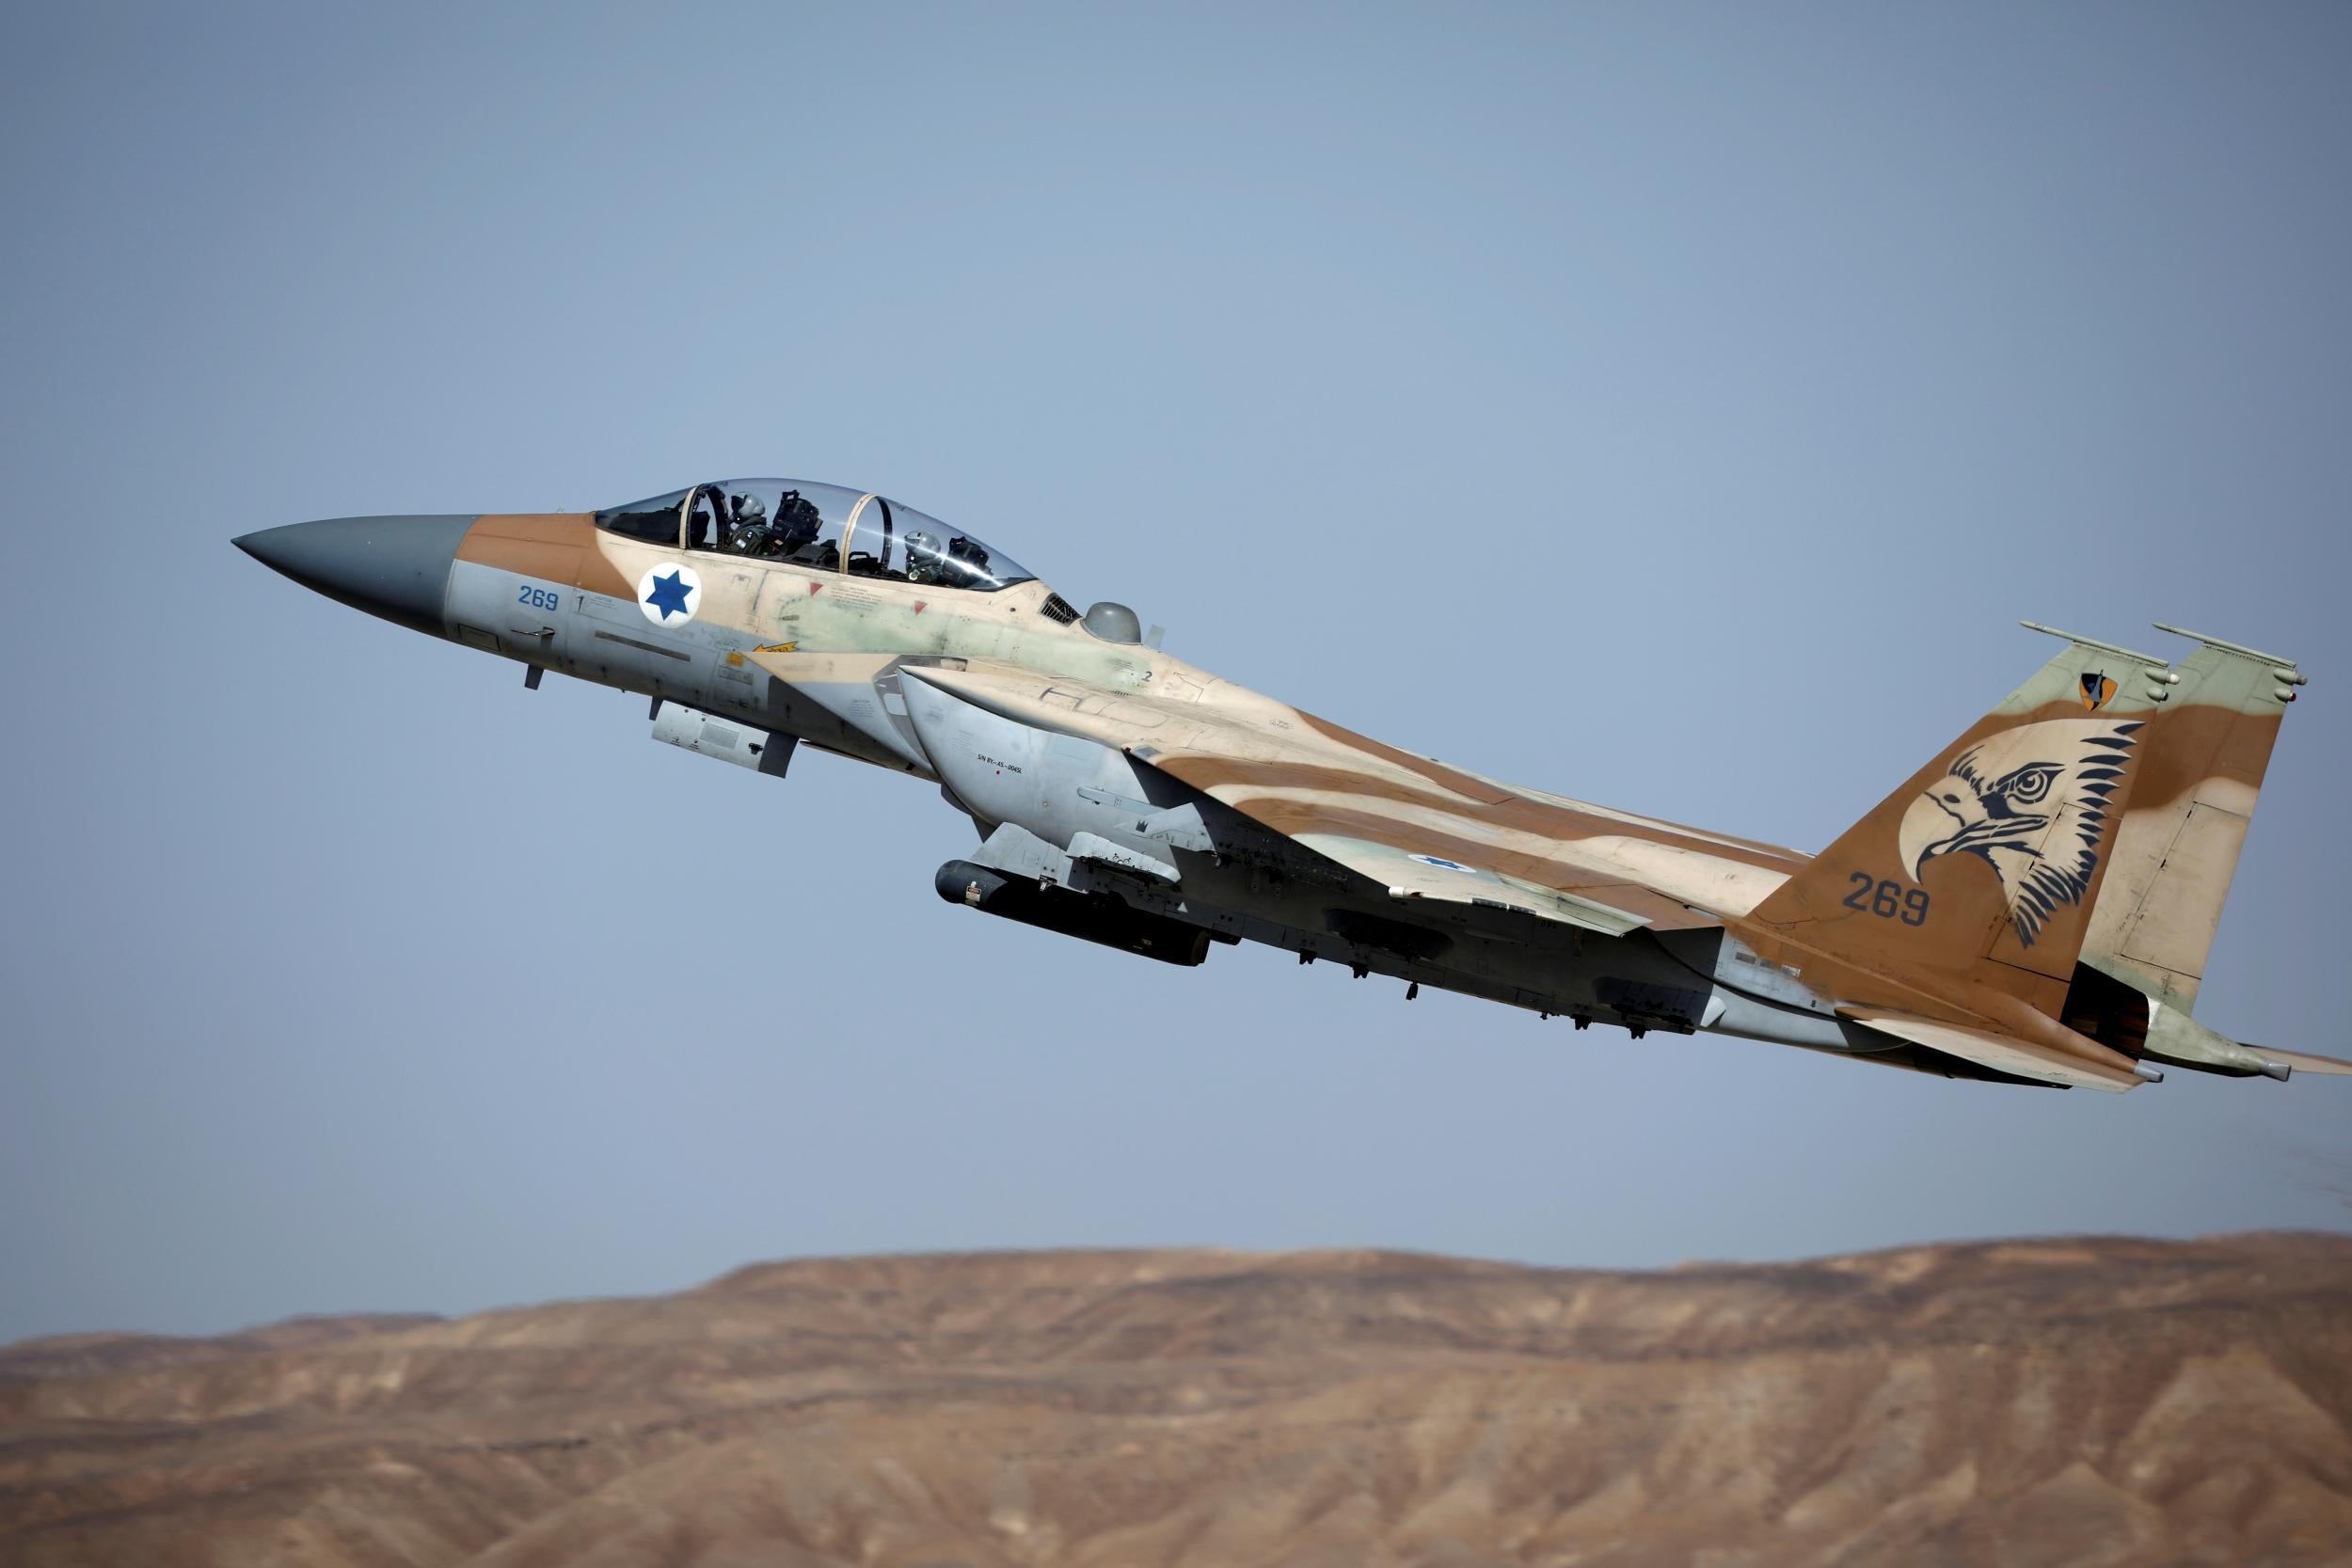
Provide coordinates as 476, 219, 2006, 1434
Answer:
1, 4, 2346, 1341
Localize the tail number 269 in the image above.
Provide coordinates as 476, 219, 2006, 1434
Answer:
1844, 873, 1929, 927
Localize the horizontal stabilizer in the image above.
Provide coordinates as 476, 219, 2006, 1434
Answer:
2253, 1046, 2352, 1079
1839, 1006, 2145, 1093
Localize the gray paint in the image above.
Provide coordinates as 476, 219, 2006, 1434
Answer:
651, 703, 796, 778
1082, 602, 1143, 644
233, 515, 473, 638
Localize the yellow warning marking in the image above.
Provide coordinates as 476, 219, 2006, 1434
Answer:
724, 651, 745, 668
756, 641, 799, 654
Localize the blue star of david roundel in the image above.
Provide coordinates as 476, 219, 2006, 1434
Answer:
1408, 853, 1478, 874
637, 563, 701, 626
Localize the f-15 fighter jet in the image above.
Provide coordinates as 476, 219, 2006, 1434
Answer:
237, 478, 2344, 1092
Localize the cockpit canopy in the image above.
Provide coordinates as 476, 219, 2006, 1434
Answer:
595, 479, 1037, 594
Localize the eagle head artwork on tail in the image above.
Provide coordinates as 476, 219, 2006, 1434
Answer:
1897, 718, 2144, 945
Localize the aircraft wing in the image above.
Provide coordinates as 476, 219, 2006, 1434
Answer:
1285, 833, 1651, 938
1838, 1006, 2144, 1092
899, 660, 1710, 932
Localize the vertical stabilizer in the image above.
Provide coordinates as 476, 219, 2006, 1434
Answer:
2080, 626, 2305, 1012
1748, 631, 2172, 1017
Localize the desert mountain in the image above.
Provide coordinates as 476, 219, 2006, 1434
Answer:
4, 1235, 2349, 1566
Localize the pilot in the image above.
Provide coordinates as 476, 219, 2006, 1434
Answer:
727, 492, 767, 546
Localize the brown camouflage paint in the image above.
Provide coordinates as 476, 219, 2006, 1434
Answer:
456, 506, 2307, 1085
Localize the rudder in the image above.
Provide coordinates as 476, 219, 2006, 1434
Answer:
2080, 625, 2306, 1012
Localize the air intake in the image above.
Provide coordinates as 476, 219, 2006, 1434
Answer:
1040, 593, 1080, 625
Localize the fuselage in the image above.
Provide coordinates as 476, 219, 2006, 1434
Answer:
236, 502, 1883, 1053
250, 486, 2276, 1093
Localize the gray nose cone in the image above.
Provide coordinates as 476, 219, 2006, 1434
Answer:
234, 515, 475, 636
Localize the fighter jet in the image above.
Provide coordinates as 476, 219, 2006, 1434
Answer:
236, 478, 2346, 1092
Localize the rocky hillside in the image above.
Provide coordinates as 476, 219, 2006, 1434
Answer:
3, 1235, 2348, 1567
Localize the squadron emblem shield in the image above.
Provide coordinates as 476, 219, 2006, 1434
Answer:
638, 563, 701, 626
2079, 672, 2117, 711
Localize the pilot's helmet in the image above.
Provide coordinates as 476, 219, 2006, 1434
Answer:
907, 530, 942, 562
734, 494, 767, 524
